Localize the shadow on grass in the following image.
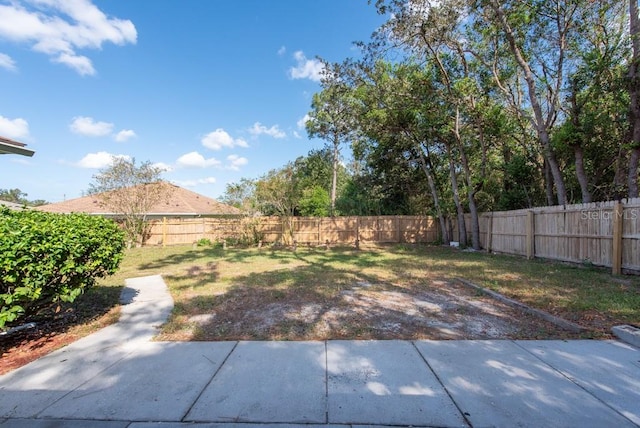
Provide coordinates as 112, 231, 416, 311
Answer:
164, 261, 221, 290
160, 248, 398, 341
150, 243, 640, 340
137, 247, 226, 271
158, 244, 586, 341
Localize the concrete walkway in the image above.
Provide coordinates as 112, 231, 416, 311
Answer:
0, 275, 638, 428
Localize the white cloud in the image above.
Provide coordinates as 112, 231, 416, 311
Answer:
289, 51, 323, 82
153, 162, 173, 172
297, 114, 311, 129
248, 122, 286, 139
173, 177, 217, 187
176, 151, 221, 168
198, 176, 217, 184
201, 128, 248, 150
0, 115, 29, 139
277, 46, 286, 56
0, 53, 16, 71
226, 154, 248, 171
77, 151, 130, 169
53, 52, 95, 76
70, 116, 113, 137
114, 129, 136, 142
0, 0, 137, 75
293, 131, 302, 139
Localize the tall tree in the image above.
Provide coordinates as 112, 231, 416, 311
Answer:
293, 148, 345, 216
87, 158, 172, 246
370, 1, 498, 247
352, 61, 453, 238
254, 165, 300, 243
476, 0, 585, 205
221, 178, 258, 214
306, 61, 359, 215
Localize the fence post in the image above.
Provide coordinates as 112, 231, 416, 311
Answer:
526, 210, 535, 260
486, 213, 493, 253
612, 201, 623, 275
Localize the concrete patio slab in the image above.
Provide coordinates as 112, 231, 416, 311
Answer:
185, 341, 327, 424
326, 340, 466, 427
38, 342, 236, 422
518, 340, 640, 426
414, 340, 637, 428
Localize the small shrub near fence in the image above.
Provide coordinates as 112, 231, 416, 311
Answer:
0, 208, 126, 330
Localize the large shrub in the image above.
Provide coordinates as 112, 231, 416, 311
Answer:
0, 208, 126, 330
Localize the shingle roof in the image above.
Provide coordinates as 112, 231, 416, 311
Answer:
0, 136, 35, 157
36, 183, 243, 216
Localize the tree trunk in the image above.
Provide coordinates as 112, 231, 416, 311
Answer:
629, 148, 640, 197
446, 142, 467, 246
534, 105, 567, 205
544, 158, 555, 206
463, 172, 480, 250
574, 145, 592, 203
452, 106, 480, 249
569, 84, 592, 203
614, 145, 628, 199
455, 129, 481, 249
331, 136, 339, 215
417, 148, 449, 244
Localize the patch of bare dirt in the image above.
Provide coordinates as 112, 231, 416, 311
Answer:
181, 279, 586, 341
0, 304, 120, 375
0, 330, 79, 375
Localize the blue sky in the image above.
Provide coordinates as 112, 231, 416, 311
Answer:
0, 0, 386, 203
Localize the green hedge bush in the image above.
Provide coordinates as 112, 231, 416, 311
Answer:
0, 208, 126, 330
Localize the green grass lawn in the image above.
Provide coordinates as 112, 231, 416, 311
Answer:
94, 243, 640, 340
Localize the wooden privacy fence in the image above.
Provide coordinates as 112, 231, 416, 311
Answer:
146, 215, 439, 247
450, 198, 640, 274
145, 198, 640, 274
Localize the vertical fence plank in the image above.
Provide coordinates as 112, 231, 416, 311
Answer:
612, 201, 623, 275
162, 216, 167, 247
486, 213, 493, 253
526, 210, 535, 260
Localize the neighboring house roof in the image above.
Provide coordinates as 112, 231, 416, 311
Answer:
0, 136, 35, 157
36, 183, 243, 217
0, 200, 26, 210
